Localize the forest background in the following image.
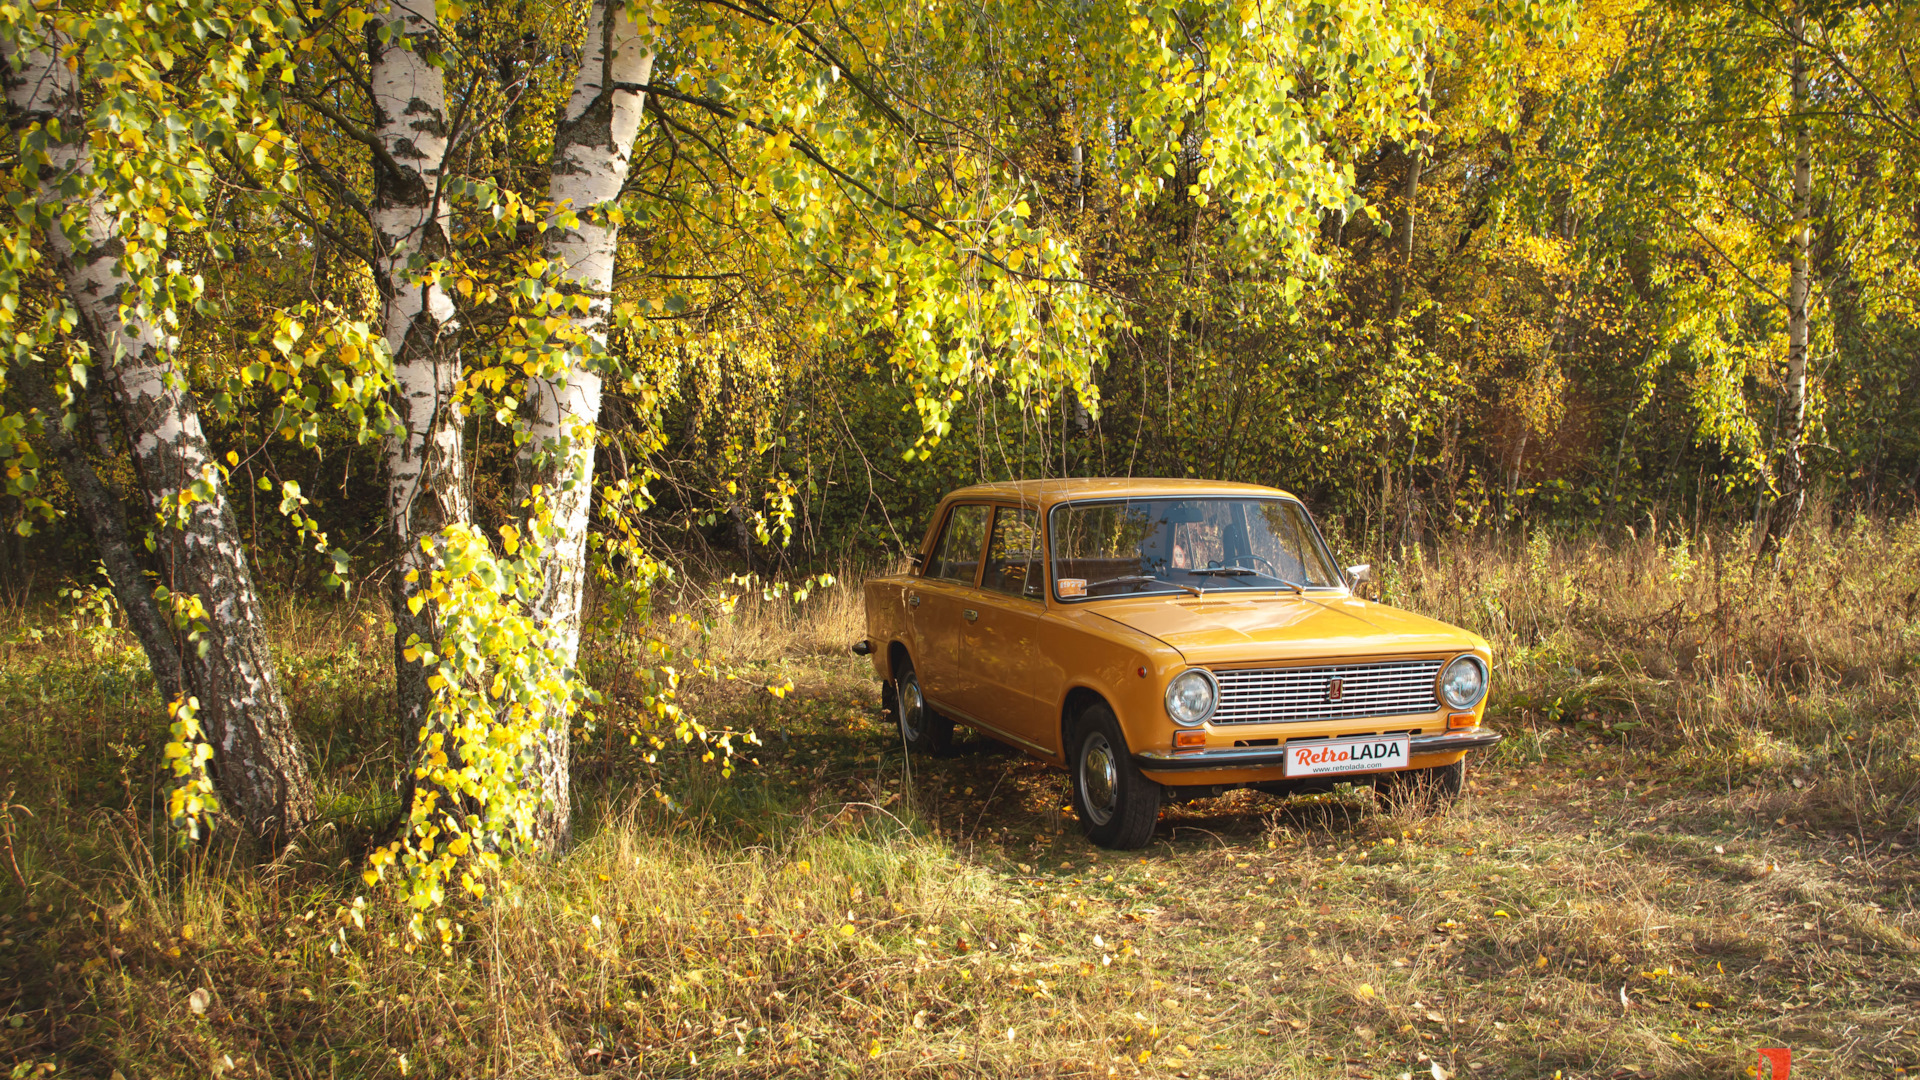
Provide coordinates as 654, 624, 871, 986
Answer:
1, 0, 1918, 1075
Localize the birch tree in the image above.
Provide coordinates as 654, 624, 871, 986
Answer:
1, 12, 316, 839
364, 0, 469, 739
517, 0, 656, 847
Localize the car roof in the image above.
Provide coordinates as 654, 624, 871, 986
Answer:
942, 477, 1300, 507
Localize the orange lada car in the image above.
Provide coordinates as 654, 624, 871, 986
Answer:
853, 479, 1500, 849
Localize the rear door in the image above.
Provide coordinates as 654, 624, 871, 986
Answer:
908, 502, 991, 709
955, 505, 1057, 754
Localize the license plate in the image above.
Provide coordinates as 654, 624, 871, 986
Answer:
1284, 735, 1411, 777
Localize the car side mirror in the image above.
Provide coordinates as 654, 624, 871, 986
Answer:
1347, 563, 1372, 595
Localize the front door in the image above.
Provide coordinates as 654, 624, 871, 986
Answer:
908, 502, 991, 710
955, 505, 1056, 754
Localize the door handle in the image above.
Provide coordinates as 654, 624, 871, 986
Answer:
963, 609, 978, 622
907, 593, 921, 608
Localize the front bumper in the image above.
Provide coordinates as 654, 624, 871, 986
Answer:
1132, 729, 1502, 772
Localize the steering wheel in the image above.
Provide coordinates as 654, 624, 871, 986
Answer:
1229, 554, 1279, 576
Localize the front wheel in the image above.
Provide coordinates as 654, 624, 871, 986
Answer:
1069, 703, 1161, 850
893, 659, 952, 756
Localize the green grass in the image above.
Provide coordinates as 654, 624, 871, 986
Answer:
0, 521, 1917, 1078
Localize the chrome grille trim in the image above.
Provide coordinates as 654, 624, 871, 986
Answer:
1211, 660, 1442, 724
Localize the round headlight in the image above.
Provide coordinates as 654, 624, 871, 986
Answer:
1165, 669, 1217, 726
1438, 655, 1488, 709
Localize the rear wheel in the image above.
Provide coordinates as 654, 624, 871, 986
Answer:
893, 659, 952, 756
1376, 757, 1466, 811
1069, 703, 1161, 850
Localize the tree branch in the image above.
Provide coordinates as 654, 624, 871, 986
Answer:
635, 80, 1081, 285
291, 86, 413, 184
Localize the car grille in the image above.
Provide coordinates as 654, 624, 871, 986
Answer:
1211, 660, 1443, 724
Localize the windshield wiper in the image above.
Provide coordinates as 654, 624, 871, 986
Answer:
1083, 574, 1204, 597
1187, 567, 1305, 594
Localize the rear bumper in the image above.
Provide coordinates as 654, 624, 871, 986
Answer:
1132, 729, 1502, 772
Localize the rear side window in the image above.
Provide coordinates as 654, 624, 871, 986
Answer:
982, 506, 1041, 598
926, 504, 991, 584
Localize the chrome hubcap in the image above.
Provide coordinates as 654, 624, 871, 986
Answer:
1080, 733, 1118, 826
899, 674, 924, 742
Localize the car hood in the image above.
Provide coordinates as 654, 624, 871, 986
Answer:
1086, 594, 1485, 666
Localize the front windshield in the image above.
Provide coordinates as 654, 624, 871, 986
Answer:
1049, 497, 1341, 600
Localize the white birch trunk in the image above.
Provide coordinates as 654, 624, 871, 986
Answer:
521, 0, 655, 848
368, 0, 468, 739
4, 31, 316, 839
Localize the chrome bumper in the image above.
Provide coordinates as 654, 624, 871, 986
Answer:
1132, 729, 1503, 772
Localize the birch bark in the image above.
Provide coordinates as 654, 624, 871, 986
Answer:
368, 0, 468, 739
11, 363, 187, 705
520, 0, 655, 848
4, 32, 316, 839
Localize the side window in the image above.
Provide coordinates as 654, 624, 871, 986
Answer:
926, 504, 991, 584
982, 506, 1041, 598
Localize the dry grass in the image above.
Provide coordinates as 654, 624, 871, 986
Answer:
0, 524, 1917, 1078
1384, 517, 1920, 831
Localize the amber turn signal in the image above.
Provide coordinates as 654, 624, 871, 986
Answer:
1447, 712, 1478, 730
1173, 730, 1207, 750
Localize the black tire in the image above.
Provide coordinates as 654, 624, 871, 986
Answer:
893, 659, 953, 756
1068, 703, 1161, 850
1376, 757, 1466, 812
